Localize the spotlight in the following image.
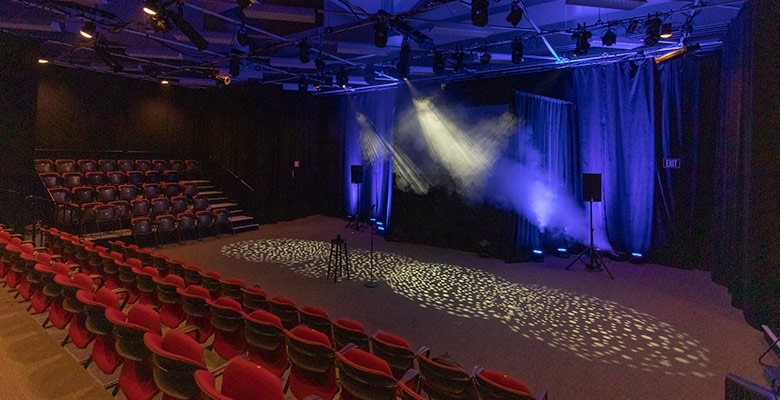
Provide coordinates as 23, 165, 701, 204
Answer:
556, 247, 569, 258
314, 52, 325, 70
471, 0, 489, 27
571, 26, 591, 57
236, 27, 250, 47
630, 252, 644, 264
432, 51, 445, 75
336, 67, 348, 88
453, 49, 465, 72
79, 21, 96, 39
601, 29, 617, 46
160, 79, 169, 84
142, 0, 159, 15
479, 49, 491, 65
298, 40, 311, 64
506, 1, 524, 27
94, 42, 122, 72
396, 37, 410, 79
511, 37, 523, 64
235, 0, 254, 9
660, 22, 673, 39
229, 55, 240, 77
212, 74, 231, 85
626, 19, 638, 34
168, 8, 209, 50
532, 249, 544, 262
38, 59, 49, 64
150, 14, 172, 32
374, 21, 388, 48
644, 16, 662, 46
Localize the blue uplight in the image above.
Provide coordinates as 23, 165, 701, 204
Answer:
631, 252, 643, 257
533, 249, 543, 255
370, 218, 376, 222
377, 221, 384, 226
377, 226, 385, 231
557, 248, 567, 253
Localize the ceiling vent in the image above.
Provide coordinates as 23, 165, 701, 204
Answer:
565, 0, 647, 11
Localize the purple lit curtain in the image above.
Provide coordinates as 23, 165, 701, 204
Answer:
341, 89, 396, 226
573, 62, 655, 254
513, 92, 579, 250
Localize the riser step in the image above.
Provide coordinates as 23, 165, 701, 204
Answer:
206, 197, 229, 203
198, 190, 223, 196
209, 202, 239, 209
231, 223, 259, 233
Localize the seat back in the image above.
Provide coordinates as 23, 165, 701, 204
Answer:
417, 353, 474, 400
131, 198, 150, 217
286, 326, 335, 374
119, 184, 139, 201
181, 181, 198, 198
55, 159, 77, 173
99, 159, 117, 173
34, 159, 54, 173
118, 159, 135, 173
85, 171, 106, 186
192, 195, 209, 212
164, 182, 183, 197
300, 306, 333, 339
241, 286, 269, 311
145, 170, 161, 183
333, 318, 371, 351
126, 170, 144, 185
144, 331, 207, 399
336, 348, 397, 400
156, 214, 177, 233
135, 160, 152, 172
163, 170, 181, 183
151, 197, 171, 216
142, 183, 161, 199
78, 159, 98, 173
221, 278, 245, 301
71, 186, 95, 204
473, 370, 534, 400
152, 159, 168, 172
269, 296, 299, 329
96, 185, 118, 202
245, 310, 285, 352
62, 172, 84, 188
131, 217, 153, 236
372, 331, 416, 379
40, 172, 60, 188
195, 358, 285, 400
107, 171, 126, 186
170, 196, 188, 215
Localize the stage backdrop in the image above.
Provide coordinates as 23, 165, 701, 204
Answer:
573, 62, 656, 255
340, 89, 396, 226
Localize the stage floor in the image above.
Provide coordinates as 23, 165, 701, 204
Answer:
158, 215, 770, 400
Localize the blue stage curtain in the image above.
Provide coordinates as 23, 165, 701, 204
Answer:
654, 53, 721, 269
341, 89, 396, 226
512, 92, 579, 250
573, 62, 655, 254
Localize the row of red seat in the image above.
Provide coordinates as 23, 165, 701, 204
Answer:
34, 158, 200, 176
49, 183, 202, 205
0, 224, 543, 400
40, 170, 186, 188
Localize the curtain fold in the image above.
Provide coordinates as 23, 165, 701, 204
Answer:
654, 53, 720, 269
341, 89, 396, 226
573, 62, 655, 254
512, 92, 579, 250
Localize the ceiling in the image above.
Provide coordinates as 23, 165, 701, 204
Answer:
0, 0, 744, 92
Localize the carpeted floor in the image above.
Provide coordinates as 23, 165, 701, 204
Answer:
157, 215, 771, 400
0, 214, 772, 400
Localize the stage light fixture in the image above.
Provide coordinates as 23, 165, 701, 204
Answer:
229, 55, 241, 77
479, 49, 491, 65
160, 79, 169, 84
336, 67, 349, 88
38, 59, 49, 64
143, 0, 159, 15
94, 42, 122, 72
471, 0, 489, 27
396, 37, 410, 79
374, 21, 388, 48
298, 39, 311, 63
150, 14, 172, 32
506, 1, 524, 27
644, 16, 662, 46
236, 27, 250, 47
571, 26, 592, 57
626, 19, 638, 34
314, 52, 325, 70
630, 252, 645, 264
432, 51, 445, 75
236, 0, 254, 9
601, 29, 617, 46
168, 8, 209, 50
556, 247, 569, 258
532, 249, 544, 262
660, 22, 673, 39
79, 21, 96, 39
453, 49, 465, 72
511, 37, 523, 64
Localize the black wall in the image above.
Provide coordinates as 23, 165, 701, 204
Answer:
36, 68, 199, 156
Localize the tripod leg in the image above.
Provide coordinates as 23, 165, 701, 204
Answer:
565, 247, 590, 270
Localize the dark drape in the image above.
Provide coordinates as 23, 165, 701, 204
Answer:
713, 0, 780, 328
573, 62, 656, 254
340, 89, 396, 225
653, 53, 721, 269
512, 92, 579, 250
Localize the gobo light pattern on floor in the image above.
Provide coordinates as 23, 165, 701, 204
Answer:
221, 238, 713, 377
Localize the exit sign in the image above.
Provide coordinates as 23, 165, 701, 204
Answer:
663, 158, 681, 169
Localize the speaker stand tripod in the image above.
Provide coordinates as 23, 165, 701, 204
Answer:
566, 200, 614, 279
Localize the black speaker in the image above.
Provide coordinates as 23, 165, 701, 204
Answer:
582, 173, 602, 202
350, 165, 363, 184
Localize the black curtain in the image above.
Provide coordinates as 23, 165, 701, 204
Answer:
712, 0, 780, 329
653, 53, 721, 269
